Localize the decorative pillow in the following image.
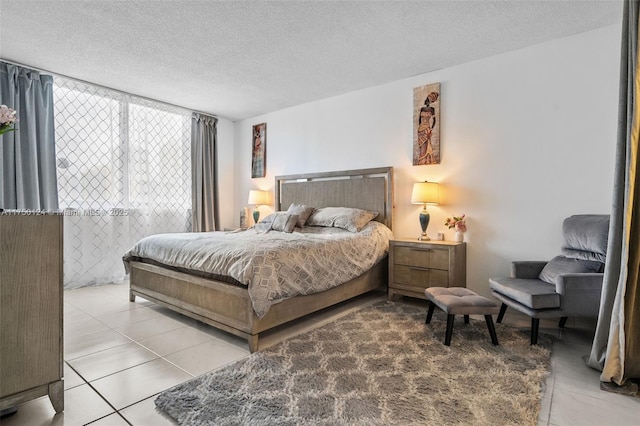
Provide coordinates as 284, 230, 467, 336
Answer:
286, 203, 315, 228
561, 215, 609, 263
538, 255, 603, 285
259, 212, 298, 233
306, 207, 379, 233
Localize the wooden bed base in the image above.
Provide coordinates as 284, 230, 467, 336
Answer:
129, 167, 394, 352
129, 259, 387, 352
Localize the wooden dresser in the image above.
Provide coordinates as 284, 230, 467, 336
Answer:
0, 213, 64, 413
388, 238, 466, 300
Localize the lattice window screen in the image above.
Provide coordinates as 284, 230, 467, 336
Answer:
54, 77, 191, 288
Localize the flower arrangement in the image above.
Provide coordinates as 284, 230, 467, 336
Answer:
0, 105, 18, 136
445, 214, 467, 233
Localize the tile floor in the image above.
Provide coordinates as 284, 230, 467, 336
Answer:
1, 283, 639, 425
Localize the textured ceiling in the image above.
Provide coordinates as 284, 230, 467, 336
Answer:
0, 1, 623, 121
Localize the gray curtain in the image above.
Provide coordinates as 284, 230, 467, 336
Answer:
587, 0, 640, 391
0, 61, 58, 210
191, 112, 218, 232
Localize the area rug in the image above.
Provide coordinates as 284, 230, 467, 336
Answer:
156, 301, 553, 425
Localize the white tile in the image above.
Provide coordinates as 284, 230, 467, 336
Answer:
63, 362, 85, 390
63, 302, 79, 315
138, 326, 213, 356
65, 328, 131, 360
98, 283, 132, 301
64, 311, 110, 340
120, 395, 178, 425
165, 339, 248, 376
68, 342, 158, 382
549, 389, 640, 426
63, 384, 115, 425
76, 296, 142, 317
91, 358, 192, 409
88, 413, 130, 425
115, 315, 186, 341
64, 286, 113, 306
96, 306, 162, 329
193, 322, 249, 350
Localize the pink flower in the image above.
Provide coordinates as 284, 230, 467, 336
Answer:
445, 214, 467, 233
0, 105, 17, 125
0, 105, 18, 137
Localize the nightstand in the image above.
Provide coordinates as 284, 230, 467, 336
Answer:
388, 238, 466, 300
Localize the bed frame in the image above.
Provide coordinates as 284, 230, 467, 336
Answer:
129, 167, 394, 352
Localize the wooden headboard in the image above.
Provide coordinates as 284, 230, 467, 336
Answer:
274, 167, 394, 230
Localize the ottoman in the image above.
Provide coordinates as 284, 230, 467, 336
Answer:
424, 287, 500, 346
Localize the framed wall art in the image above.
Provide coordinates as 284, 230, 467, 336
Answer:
413, 82, 441, 165
251, 122, 266, 178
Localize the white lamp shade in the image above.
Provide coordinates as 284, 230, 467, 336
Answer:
248, 189, 270, 206
411, 182, 439, 205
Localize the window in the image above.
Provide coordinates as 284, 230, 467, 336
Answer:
54, 77, 191, 288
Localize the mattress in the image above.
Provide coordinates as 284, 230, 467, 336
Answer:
123, 221, 393, 317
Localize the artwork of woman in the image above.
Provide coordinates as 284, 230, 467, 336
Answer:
413, 84, 441, 165
251, 123, 266, 178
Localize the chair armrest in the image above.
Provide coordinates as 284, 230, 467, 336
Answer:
511, 261, 548, 279
555, 273, 604, 295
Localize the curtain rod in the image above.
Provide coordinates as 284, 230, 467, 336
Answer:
0, 58, 220, 120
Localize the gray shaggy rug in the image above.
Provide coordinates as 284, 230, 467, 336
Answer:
155, 301, 552, 425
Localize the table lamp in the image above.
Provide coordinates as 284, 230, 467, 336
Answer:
248, 189, 270, 223
411, 181, 439, 241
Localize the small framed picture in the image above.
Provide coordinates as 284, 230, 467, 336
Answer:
252, 123, 266, 178
436, 232, 445, 241
413, 82, 441, 165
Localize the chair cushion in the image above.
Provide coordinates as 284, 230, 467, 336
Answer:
538, 255, 603, 285
489, 277, 560, 309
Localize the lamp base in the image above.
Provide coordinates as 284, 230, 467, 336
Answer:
253, 209, 260, 223
418, 208, 430, 241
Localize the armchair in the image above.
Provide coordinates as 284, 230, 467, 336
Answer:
489, 215, 609, 344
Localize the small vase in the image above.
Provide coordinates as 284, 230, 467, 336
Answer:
455, 231, 464, 242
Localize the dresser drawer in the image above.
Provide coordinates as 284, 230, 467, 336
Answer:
394, 246, 449, 270
394, 265, 450, 287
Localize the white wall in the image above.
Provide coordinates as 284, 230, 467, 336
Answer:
230, 24, 621, 297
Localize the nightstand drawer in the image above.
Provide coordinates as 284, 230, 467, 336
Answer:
388, 239, 466, 300
394, 246, 449, 270
394, 265, 450, 287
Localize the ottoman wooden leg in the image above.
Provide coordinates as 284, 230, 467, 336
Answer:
444, 314, 455, 346
425, 301, 436, 324
485, 315, 499, 345
464, 315, 469, 324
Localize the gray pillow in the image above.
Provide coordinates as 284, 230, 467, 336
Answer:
286, 203, 315, 228
259, 212, 298, 233
538, 255, 603, 285
561, 215, 610, 263
306, 207, 378, 233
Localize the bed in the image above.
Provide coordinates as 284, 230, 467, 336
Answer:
125, 167, 394, 352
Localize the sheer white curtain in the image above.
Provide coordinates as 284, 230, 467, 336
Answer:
54, 78, 191, 288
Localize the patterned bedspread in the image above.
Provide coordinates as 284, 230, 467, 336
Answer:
123, 222, 393, 317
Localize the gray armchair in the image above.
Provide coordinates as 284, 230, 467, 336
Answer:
489, 215, 609, 344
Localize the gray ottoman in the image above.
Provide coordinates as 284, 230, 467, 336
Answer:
424, 287, 500, 346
